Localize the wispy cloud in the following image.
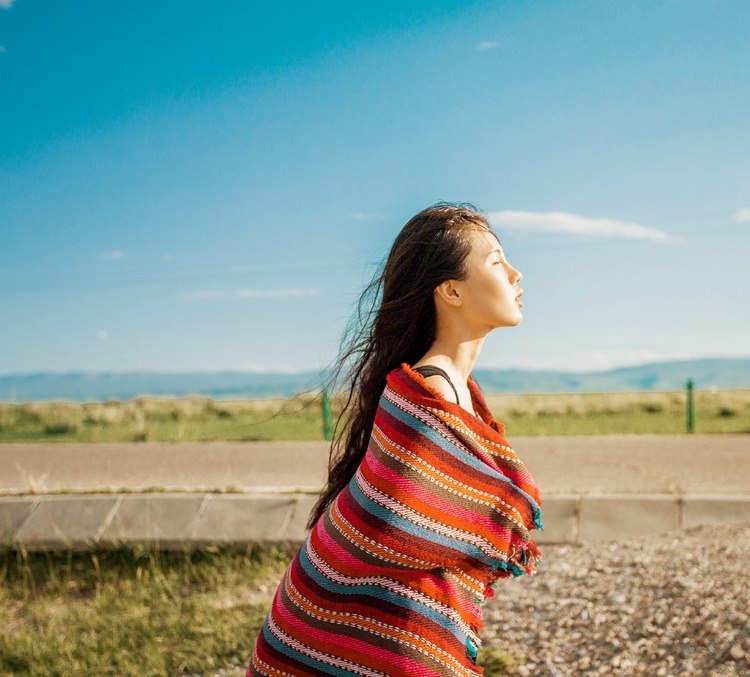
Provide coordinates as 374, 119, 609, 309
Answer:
0, 46, 6, 53
161, 253, 175, 262
475, 40, 501, 51
184, 287, 318, 300
0, 0, 14, 9
731, 208, 750, 223
348, 212, 385, 222
487, 210, 673, 241
101, 249, 123, 261
96, 329, 109, 341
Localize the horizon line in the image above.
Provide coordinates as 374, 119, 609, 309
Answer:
2, 354, 749, 380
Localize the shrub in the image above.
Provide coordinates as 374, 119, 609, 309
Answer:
43, 422, 78, 435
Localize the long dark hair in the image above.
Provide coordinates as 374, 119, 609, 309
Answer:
307, 202, 494, 528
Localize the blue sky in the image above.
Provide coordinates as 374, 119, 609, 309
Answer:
1, 0, 748, 375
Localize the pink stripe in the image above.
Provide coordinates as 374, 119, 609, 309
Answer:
364, 451, 493, 529
387, 386, 539, 493
266, 613, 386, 677
309, 532, 472, 634
356, 473, 509, 561
323, 501, 457, 602
370, 424, 527, 528
273, 593, 447, 677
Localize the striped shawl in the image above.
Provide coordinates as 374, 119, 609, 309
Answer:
249, 364, 543, 676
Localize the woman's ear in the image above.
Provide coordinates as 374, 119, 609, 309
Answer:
434, 279, 462, 307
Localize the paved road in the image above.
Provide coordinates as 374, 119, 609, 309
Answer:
2, 434, 748, 495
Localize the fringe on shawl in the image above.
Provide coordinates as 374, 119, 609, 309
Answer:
385, 364, 544, 581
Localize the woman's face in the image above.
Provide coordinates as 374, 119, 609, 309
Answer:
458, 228, 524, 330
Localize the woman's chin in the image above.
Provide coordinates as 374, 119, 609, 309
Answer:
494, 313, 523, 329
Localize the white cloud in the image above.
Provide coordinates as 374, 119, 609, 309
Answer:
487, 210, 673, 241
0, 0, 14, 9
101, 249, 123, 261
348, 212, 384, 222
185, 287, 318, 300
161, 253, 175, 262
731, 208, 750, 223
475, 40, 501, 51
232, 361, 317, 374
96, 329, 109, 340
0, 46, 6, 53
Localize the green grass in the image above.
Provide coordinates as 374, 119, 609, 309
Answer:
0, 395, 325, 444
0, 546, 294, 676
0, 546, 519, 676
1, 389, 748, 443
486, 389, 750, 435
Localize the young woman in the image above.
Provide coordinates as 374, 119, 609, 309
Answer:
247, 203, 543, 677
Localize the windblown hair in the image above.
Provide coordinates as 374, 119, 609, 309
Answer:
307, 202, 495, 528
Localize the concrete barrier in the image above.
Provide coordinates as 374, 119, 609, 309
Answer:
3, 492, 749, 552
2, 436, 747, 551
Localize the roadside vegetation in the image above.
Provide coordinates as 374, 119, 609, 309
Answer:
0, 546, 518, 676
0, 546, 291, 675
0, 389, 748, 443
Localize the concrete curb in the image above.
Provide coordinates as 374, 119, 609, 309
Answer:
2, 492, 749, 552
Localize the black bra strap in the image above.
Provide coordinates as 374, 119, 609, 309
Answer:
414, 365, 460, 405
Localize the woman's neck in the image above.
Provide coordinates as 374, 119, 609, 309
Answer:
415, 335, 485, 383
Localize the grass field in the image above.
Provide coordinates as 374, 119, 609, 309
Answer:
0, 546, 290, 675
0, 389, 748, 443
2, 390, 747, 675
0, 547, 518, 676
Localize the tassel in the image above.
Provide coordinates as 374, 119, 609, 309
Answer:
465, 637, 478, 663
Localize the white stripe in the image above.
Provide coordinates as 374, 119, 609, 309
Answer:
266, 614, 387, 677
283, 575, 469, 677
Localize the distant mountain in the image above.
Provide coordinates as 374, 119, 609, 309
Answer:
1, 358, 749, 402
473, 358, 750, 393
0, 370, 324, 403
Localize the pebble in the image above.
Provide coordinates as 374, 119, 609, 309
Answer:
483, 523, 750, 676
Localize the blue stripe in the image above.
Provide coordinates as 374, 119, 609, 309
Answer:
348, 475, 497, 567
297, 540, 467, 643
261, 621, 360, 676
381, 393, 544, 525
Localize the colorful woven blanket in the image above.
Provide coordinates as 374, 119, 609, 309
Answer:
249, 364, 543, 677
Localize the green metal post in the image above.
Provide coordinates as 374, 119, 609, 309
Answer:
322, 389, 333, 441
686, 379, 694, 434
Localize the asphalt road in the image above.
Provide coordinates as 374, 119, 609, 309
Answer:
2, 434, 748, 495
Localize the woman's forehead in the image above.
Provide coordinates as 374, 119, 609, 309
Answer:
470, 228, 502, 253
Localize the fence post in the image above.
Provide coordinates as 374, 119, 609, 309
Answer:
686, 379, 694, 434
322, 389, 333, 441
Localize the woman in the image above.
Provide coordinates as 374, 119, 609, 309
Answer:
248, 203, 543, 677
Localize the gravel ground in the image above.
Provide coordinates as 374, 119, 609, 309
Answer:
483, 523, 750, 676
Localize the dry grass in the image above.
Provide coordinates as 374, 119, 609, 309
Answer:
0, 390, 748, 443
484, 389, 750, 435
0, 545, 293, 675
0, 546, 518, 675
0, 394, 324, 443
